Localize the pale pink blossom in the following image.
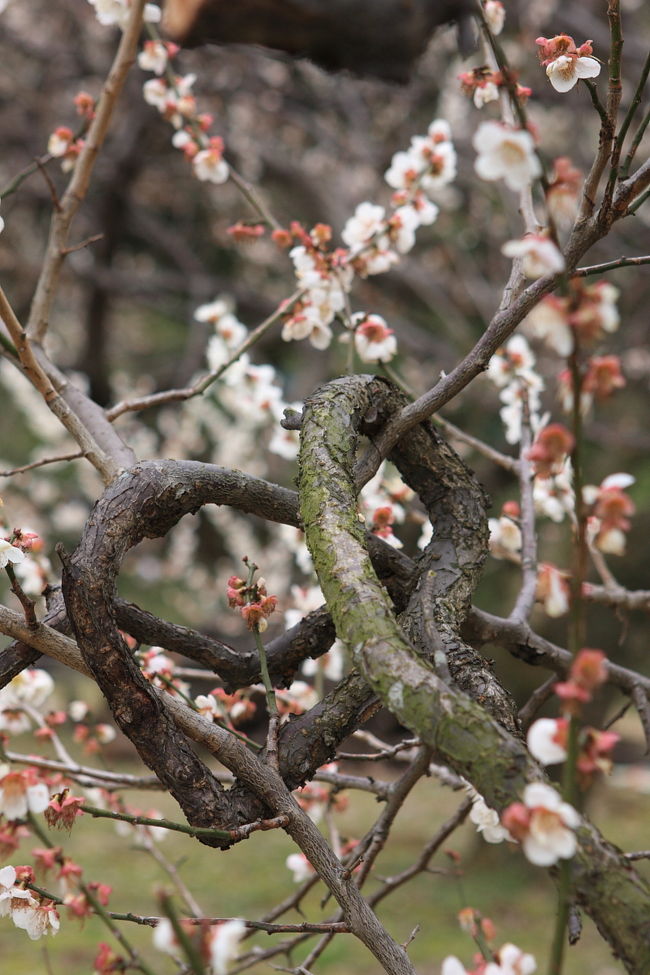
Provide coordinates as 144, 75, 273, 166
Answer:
473, 122, 541, 191
501, 235, 565, 279
527, 718, 568, 765
47, 127, 73, 158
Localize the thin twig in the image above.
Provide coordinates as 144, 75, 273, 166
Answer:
0, 450, 85, 477
574, 254, 650, 276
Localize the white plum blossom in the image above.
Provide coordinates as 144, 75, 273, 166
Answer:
302, 639, 345, 681
12, 899, 60, 940
474, 81, 500, 107
0, 765, 50, 820
469, 794, 512, 844
286, 852, 314, 883
284, 585, 325, 630
87, 0, 160, 29
527, 718, 568, 765
342, 202, 386, 250
536, 562, 570, 617
0, 538, 26, 569
137, 40, 170, 75
487, 336, 546, 445
1, 668, 54, 709
485, 943, 537, 975
209, 919, 246, 975
441, 958, 470, 975
546, 54, 601, 93
0, 864, 18, 912
484, 0, 505, 35
488, 516, 522, 559
152, 918, 176, 954
519, 783, 580, 866
523, 297, 573, 356
193, 141, 229, 184
473, 121, 542, 192
501, 235, 565, 279
534, 462, 575, 522
353, 314, 398, 363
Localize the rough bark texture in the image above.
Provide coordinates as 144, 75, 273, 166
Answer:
162, 0, 475, 82
297, 374, 650, 972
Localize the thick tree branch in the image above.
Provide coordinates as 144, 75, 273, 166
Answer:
298, 374, 650, 972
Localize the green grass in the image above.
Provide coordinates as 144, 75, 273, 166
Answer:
2, 758, 646, 975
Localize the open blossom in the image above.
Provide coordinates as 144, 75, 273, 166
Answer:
501, 235, 565, 279
523, 295, 572, 356
342, 202, 386, 250
468, 793, 512, 844
12, 897, 60, 940
584, 473, 634, 555
533, 461, 574, 522
137, 39, 178, 75
473, 121, 541, 192
527, 718, 569, 765
502, 783, 579, 866
486, 943, 536, 975
488, 504, 522, 560
192, 137, 229, 184
0, 765, 50, 820
352, 314, 397, 363
536, 35, 601, 93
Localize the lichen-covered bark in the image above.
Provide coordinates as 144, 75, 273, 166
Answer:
298, 375, 650, 972
360, 379, 520, 732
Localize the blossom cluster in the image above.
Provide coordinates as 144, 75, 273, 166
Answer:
280, 118, 456, 356
487, 335, 546, 445
524, 279, 620, 358
442, 941, 536, 975
536, 34, 601, 93
0, 864, 60, 941
459, 66, 531, 110
227, 572, 278, 633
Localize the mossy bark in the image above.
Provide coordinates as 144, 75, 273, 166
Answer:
298, 375, 650, 972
